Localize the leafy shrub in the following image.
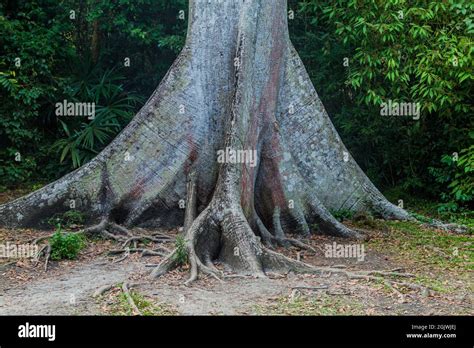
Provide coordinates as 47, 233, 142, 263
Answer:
292, 0, 473, 196
49, 228, 86, 260
448, 145, 474, 202
429, 136, 474, 210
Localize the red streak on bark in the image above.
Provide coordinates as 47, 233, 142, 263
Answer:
184, 133, 198, 175
127, 176, 147, 201
241, 4, 288, 210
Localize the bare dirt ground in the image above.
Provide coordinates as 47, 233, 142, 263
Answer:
0, 224, 472, 316
1, 187, 472, 315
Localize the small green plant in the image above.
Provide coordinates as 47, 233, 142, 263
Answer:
49, 227, 86, 260
47, 210, 85, 228
331, 209, 355, 222
174, 235, 188, 265
409, 212, 434, 224
62, 210, 85, 226
30, 183, 44, 191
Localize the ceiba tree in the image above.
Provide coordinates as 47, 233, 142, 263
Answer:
0, 0, 409, 282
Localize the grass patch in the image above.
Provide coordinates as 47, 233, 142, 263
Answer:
412, 275, 454, 293
174, 235, 188, 265
254, 293, 364, 315
368, 220, 473, 272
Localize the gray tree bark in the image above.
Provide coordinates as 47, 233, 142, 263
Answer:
0, 0, 409, 279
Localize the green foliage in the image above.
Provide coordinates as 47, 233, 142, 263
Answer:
446, 145, 474, 202
331, 209, 355, 222
319, 0, 473, 113
429, 134, 474, 208
53, 66, 142, 168
292, 0, 473, 202
85, 0, 187, 95
409, 211, 434, 224
0, 65, 18, 92
49, 227, 86, 260
0, 0, 186, 187
384, 187, 474, 228
174, 235, 188, 265
47, 210, 85, 228
0, 2, 76, 186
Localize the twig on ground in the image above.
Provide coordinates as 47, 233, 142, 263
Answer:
43, 245, 51, 272
291, 285, 329, 291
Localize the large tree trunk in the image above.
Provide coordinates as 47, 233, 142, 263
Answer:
0, 0, 409, 278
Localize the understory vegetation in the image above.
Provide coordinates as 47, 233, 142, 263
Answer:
0, 0, 472, 219
49, 227, 86, 260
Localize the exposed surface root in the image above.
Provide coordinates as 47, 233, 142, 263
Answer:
93, 284, 115, 298
150, 250, 181, 279
122, 282, 142, 316
149, 232, 426, 295
108, 248, 167, 263
260, 248, 427, 295
149, 190, 368, 286
152, 213, 225, 285
121, 236, 172, 249
421, 219, 470, 234
276, 237, 317, 253
35, 244, 52, 272
30, 218, 173, 271
185, 252, 224, 286
0, 261, 17, 271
